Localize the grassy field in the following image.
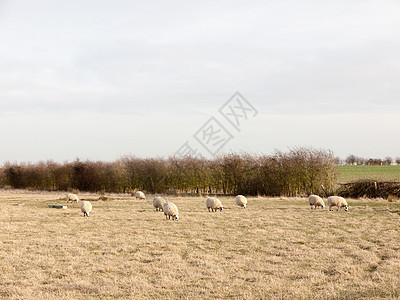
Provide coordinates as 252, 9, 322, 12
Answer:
1, 190, 400, 299
337, 165, 400, 183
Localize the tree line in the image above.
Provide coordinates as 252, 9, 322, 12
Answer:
343, 155, 400, 166
0, 148, 337, 196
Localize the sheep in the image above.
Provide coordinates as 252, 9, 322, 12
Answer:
235, 195, 247, 208
153, 196, 166, 211
80, 201, 92, 217
308, 195, 325, 209
135, 191, 146, 200
162, 202, 179, 221
66, 193, 79, 203
327, 196, 349, 211
206, 197, 224, 212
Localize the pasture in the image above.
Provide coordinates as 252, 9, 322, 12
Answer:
337, 165, 400, 183
0, 190, 399, 299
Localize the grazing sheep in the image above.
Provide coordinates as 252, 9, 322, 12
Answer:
162, 202, 179, 221
153, 196, 166, 211
327, 196, 348, 211
135, 191, 146, 200
206, 197, 224, 212
80, 201, 92, 217
308, 195, 325, 209
235, 195, 247, 208
66, 193, 79, 203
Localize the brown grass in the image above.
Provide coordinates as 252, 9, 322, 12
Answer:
0, 190, 399, 299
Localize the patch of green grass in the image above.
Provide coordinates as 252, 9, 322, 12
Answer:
337, 165, 400, 183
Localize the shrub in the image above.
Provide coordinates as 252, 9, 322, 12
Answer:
338, 180, 400, 199
1, 148, 337, 197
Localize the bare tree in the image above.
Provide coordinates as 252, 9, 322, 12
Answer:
385, 157, 393, 166
345, 155, 357, 165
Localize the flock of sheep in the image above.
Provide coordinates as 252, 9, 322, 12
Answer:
135, 191, 247, 220
66, 193, 93, 216
66, 191, 348, 220
308, 195, 349, 211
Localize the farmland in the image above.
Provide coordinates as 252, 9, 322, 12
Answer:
337, 165, 400, 183
1, 190, 399, 299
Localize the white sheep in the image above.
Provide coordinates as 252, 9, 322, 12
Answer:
235, 195, 247, 208
66, 193, 79, 203
153, 196, 166, 211
80, 201, 92, 217
206, 197, 224, 212
162, 202, 179, 221
327, 196, 348, 211
135, 191, 146, 200
308, 195, 325, 209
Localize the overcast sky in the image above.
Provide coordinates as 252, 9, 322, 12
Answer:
1, 0, 400, 163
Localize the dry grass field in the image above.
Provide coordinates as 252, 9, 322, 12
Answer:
0, 190, 400, 299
